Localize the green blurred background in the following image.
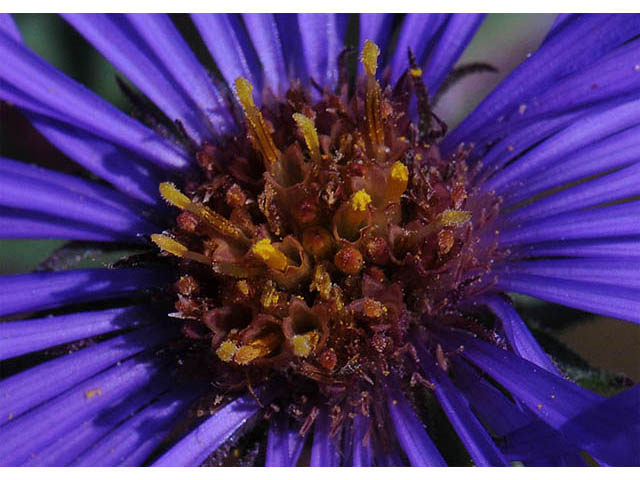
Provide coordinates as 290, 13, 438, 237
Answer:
1, 14, 638, 385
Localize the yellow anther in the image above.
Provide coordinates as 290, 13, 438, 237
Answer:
234, 332, 280, 365
293, 113, 321, 163
261, 282, 280, 308
361, 40, 380, 77
216, 340, 238, 362
385, 161, 409, 202
410, 67, 423, 77
159, 183, 245, 242
235, 77, 280, 167
291, 331, 320, 357
252, 238, 289, 271
438, 209, 472, 227
350, 189, 372, 212
310, 264, 332, 300
236, 280, 249, 296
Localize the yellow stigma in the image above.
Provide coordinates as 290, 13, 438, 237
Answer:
234, 77, 280, 167
159, 183, 245, 243
386, 162, 409, 202
438, 209, 472, 227
251, 238, 289, 271
350, 189, 372, 212
293, 113, 321, 163
361, 40, 380, 77
291, 331, 320, 357
151, 234, 211, 265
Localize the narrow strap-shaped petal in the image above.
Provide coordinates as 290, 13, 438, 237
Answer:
274, 14, 309, 84
0, 305, 153, 360
385, 377, 447, 466
192, 14, 263, 92
62, 13, 214, 143
438, 331, 640, 465
0, 159, 157, 239
0, 352, 168, 466
512, 238, 640, 260
72, 385, 203, 466
0, 30, 190, 171
444, 14, 640, 151
503, 123, 640, 208
0, 268, 171, 317
390, 14, 448, 82
495, 272, 640, 324
24, 374, 172, 466
27, 113, 165, 206
309, 406, 340, 466
414, 344, 509, 466
503, 162, 640, 226
297, 14, 347, 90
351, 413, 373, 467
482, 98, 640, 194
152, 386, 274, 466
0, 208, 133, 241
422, 14, 486, 94
497, 201, 640, 247
0, 325, 174, 426
0, 13, 20, 39
264, 410, 305, 466
476, 295, 560, 375
124, 13, 233, 133
241, 14, 289, 92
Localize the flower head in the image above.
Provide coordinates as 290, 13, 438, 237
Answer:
0, 13, 639, 467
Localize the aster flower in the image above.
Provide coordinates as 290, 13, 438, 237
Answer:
0, 13, 639, 467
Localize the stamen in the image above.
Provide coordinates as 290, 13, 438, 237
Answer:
310, 264, 332, 300
151, 234, 210, 264
252, 238, 289, 271
438, 209, 472, 227
361, 40, 385, 151
216, 339, 238, 362
341, 189, 371, 239
385, 161, 409, 202
159, 183, 245, 243
292, 331, 320, 357
234, 332, 280, 365
293, 113, 322, 164
235, 77, 280, 167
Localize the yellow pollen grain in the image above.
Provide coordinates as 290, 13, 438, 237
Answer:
361, 40, 380, 77
438, 209, 472, 227
84, 388, 102, 399
236, 280, 249, 296
293, 113, 321, 163
310, 265, 332, 300
216, 340, 238, 362
292, 331, 320, 357
261, 283, 280, 309
234, 332, 280, 365
363, 298, 387, 318
350, 189, 372, 212
252, 238, 289, 271
410, 67, 423, 77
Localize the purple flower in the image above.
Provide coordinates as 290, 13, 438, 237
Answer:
1, 13, 639, 467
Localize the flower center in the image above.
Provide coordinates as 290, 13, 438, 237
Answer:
153, 41, 501, 428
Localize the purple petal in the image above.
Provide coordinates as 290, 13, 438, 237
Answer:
0, 13, 20, 40
0, 268, 171, 317
423, 14, 486, 94
241, 14, 289, 93
72, 385, 202, 466
123, 13, 233, 134
274, 14, 309, 84
62, 14, 215, 143
495, 272, 640, 324
0, 352, 168, 466
0, 158, 157, 239
265, 411, 305, 467
24, 375, 172, 466
389, 14, 448, 82
358, 13, 394, 73
497, 201, 640, 247
511, 238, 640, 260
297, 14, 347, 90
0, 325, 174, 426
192, 14, 263, 93
351, 413, 373, 467
386, 377, 447, 466
476, 295, 560, 375
309, 406, 341, 467
152, 387, 273, 466
0, 29, 190, 171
